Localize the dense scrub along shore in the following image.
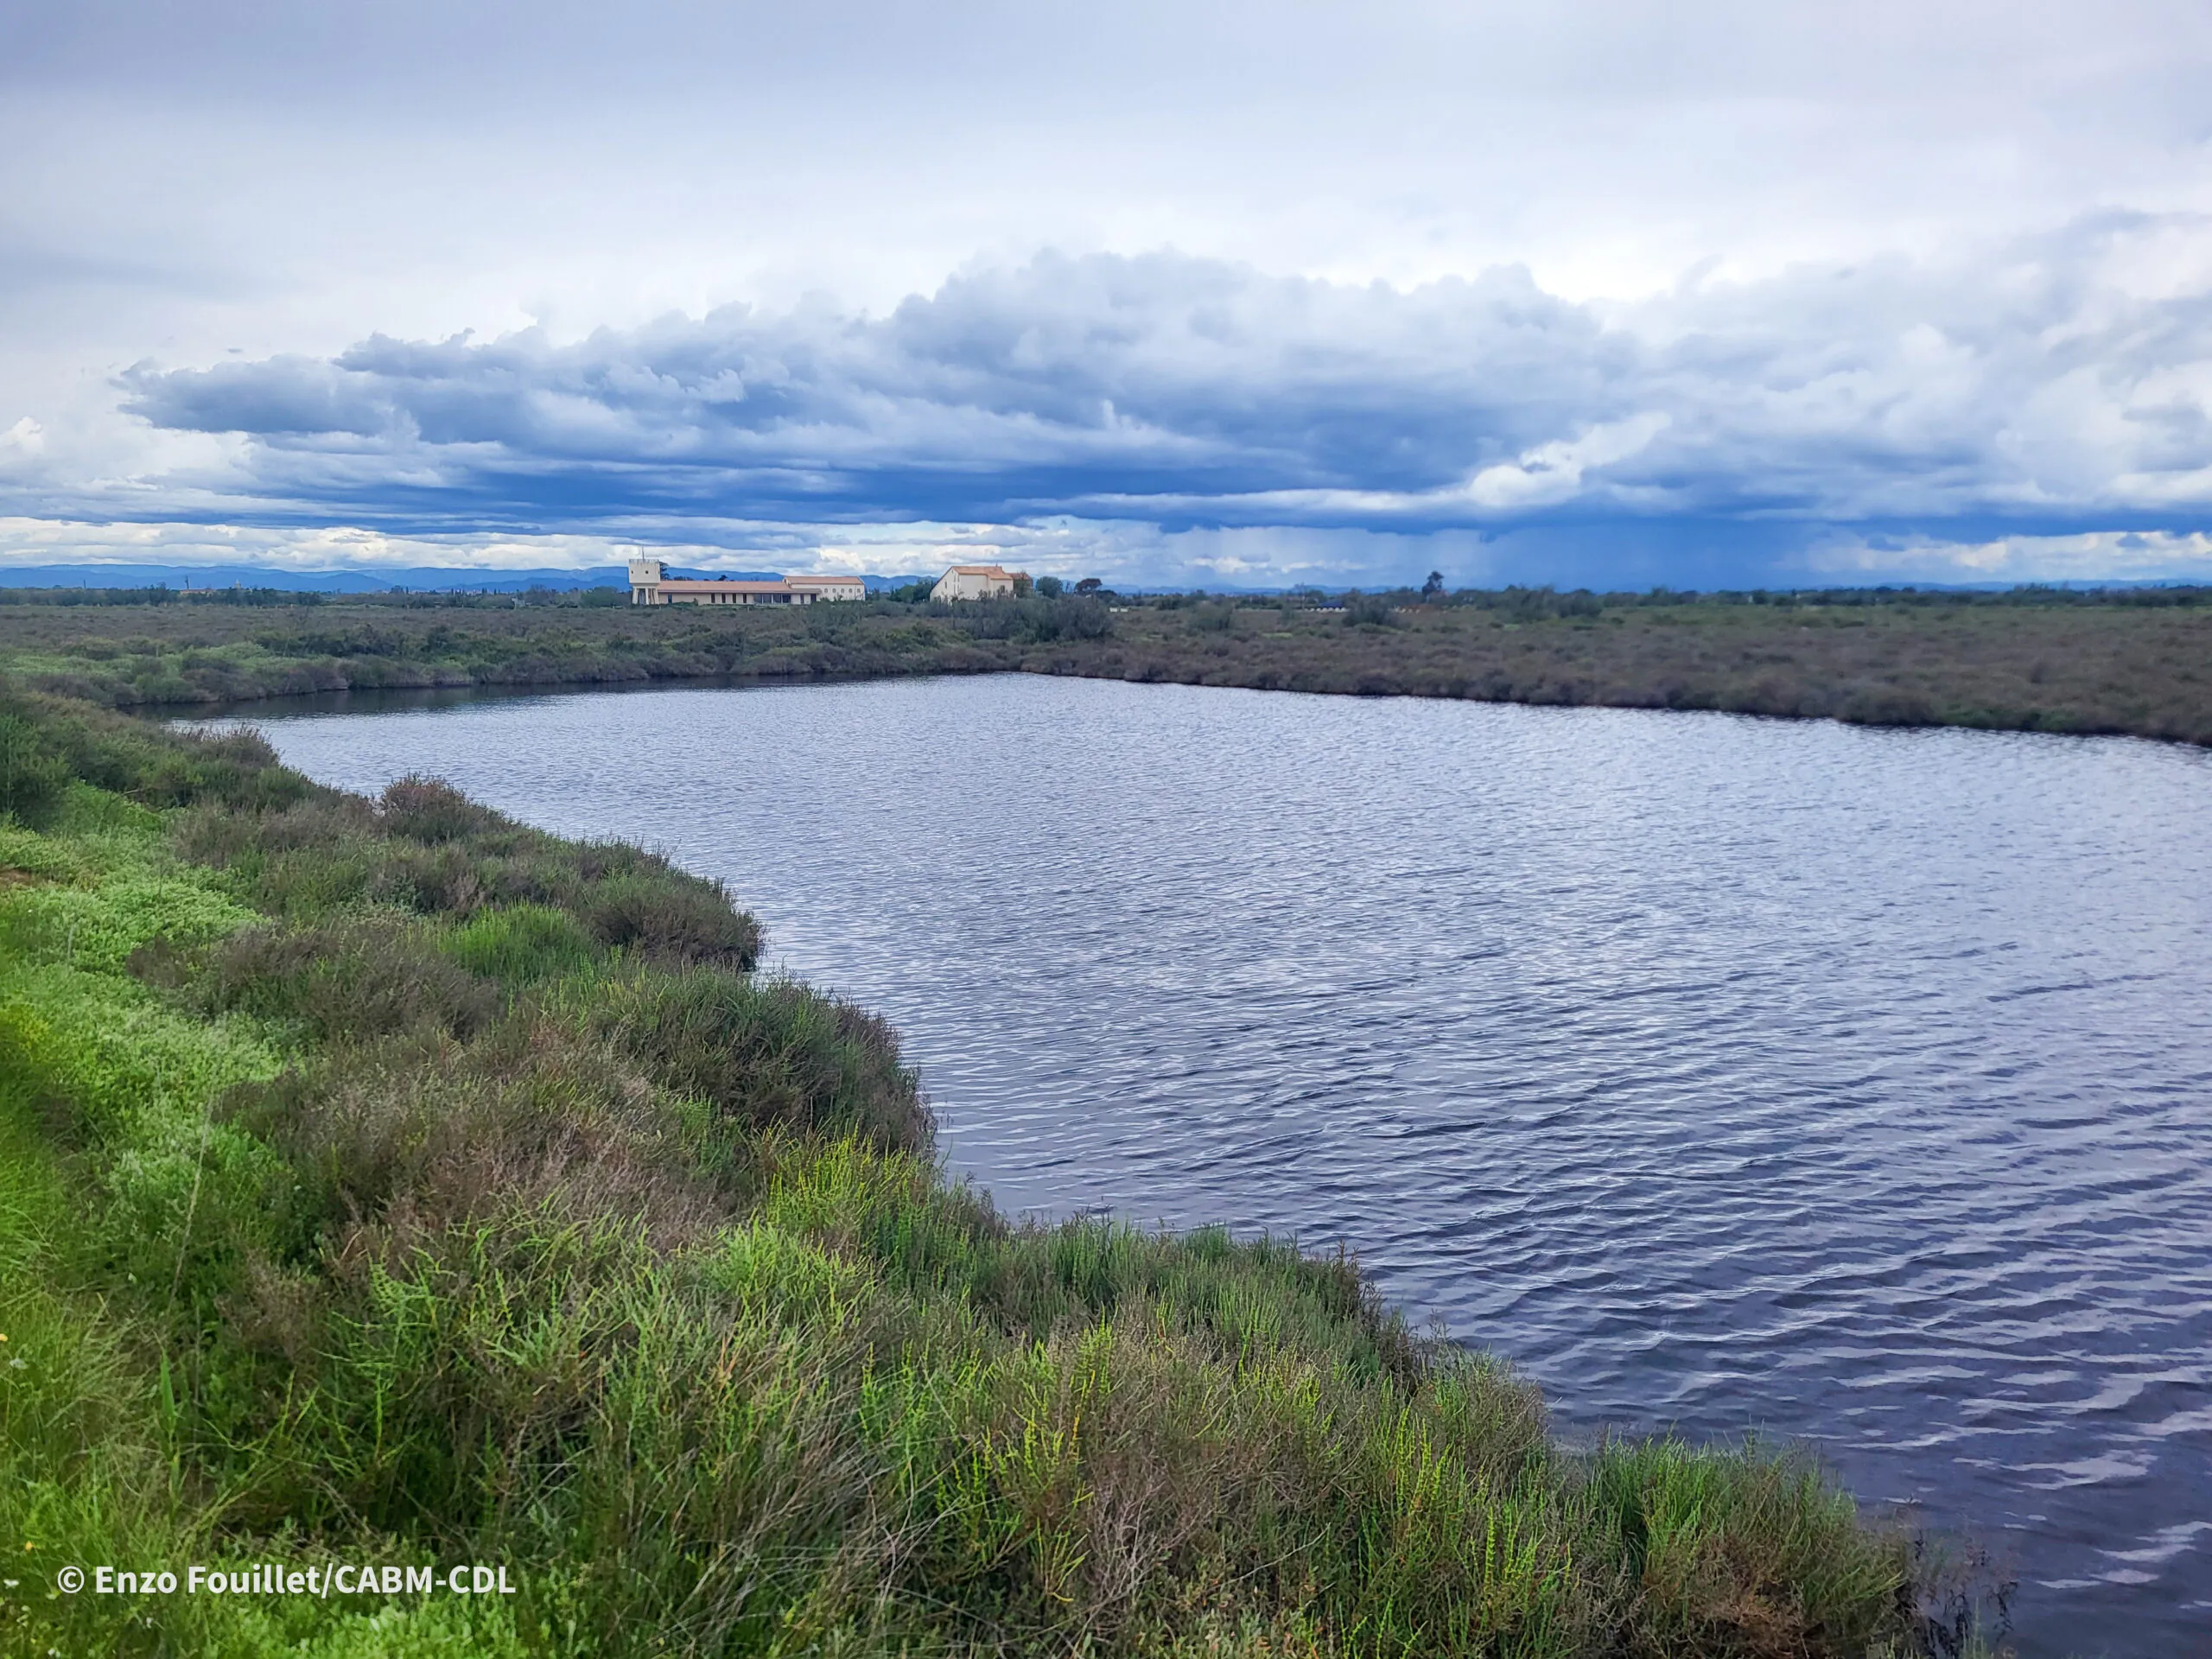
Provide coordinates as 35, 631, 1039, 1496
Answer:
0, 683, 1988, 1656
3, 579, 2208, 746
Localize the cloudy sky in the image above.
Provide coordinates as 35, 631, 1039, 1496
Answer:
4, 0, 2211, 588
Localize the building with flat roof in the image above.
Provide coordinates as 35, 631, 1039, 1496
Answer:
627, 561, 866, 606
930, 563, 1028, 601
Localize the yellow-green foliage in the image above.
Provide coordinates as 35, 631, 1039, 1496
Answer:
2, 875, 260, 973
0, 785, 257, 974
0, 818, 89, 882
0, 962, 277, 1140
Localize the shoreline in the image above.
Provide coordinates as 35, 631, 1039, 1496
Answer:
4, 588, 2205, 751
0, 680, 2001, 1656
146, 657, 2212, 760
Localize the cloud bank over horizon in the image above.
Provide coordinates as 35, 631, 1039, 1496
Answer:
68, 226, 2212, 587
3, 0, 2209, 588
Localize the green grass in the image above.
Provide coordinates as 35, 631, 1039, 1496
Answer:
0, 682, 1999, 1656
443, 904, 601, 983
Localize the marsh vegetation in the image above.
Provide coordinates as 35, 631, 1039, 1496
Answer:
1046, 585, 2212, 746
3, 580, 2207, 747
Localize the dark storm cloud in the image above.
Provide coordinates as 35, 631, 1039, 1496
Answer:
120, 228, 2212, 540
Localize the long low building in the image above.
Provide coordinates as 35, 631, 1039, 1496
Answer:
627, 560, 866, 606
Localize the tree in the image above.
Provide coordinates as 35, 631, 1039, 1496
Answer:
1342, 591, 1396, 627
1421, 570, 1446, 598
1012, 573, 1033, 598
1074, 577, 1103, 594
1035, 575, 1064, 598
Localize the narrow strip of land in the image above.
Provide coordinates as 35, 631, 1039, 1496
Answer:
4, 584, 2208, 745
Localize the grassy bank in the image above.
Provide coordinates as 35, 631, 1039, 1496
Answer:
2, 582, 2208, 747
0, 683, 1989, 1656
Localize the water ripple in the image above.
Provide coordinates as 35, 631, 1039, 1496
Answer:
232, 677, 2212, 1659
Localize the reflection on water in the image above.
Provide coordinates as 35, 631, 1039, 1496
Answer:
226, 676, 2212, 1656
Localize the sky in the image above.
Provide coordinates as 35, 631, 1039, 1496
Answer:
3, 0, 2211, 589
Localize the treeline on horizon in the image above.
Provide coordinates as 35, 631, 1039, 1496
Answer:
0, 682, 1999, 1656
3, 573, 2209, 747
4, 575, 2211, 610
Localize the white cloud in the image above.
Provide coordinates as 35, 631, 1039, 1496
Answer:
1465, 414, 1672, 508
0, 515, 1135, 581
1805, 529, 2212, 584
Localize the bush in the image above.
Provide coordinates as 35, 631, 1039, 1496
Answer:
0, 713, 70, 828
174, 785, 761, 968
571, 868, 760, 969
378, 775, 507, 844
0, 690, 308, 813
1340, 592, 1398, 628
590, 969, 930, 1154
221, 1020, 720, 1269
962, 595, 1114, 645
187, 916, 499, 1044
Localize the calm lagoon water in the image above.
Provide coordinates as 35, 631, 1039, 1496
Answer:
226, 676, 2212, 1656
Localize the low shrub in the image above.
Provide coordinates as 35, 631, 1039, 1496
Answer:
222, 1021, 721, 1270
570, 868, 760, 969
174, 786, 757, 966
187, 916, 499, 1044
3, 870, 258, 973
378, 775, 510, 844
589, 969, 930, 1154
0, 818, 92, 882
1, 958, 280, 1151
0, 712, 71, 827
0, 688, 310, 813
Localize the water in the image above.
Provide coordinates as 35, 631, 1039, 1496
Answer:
221, 676, 2212, 1655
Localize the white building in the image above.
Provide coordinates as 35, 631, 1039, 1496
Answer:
785, 574, 868, 602
930, 563, 1028, 601
627, 560, 866, 606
